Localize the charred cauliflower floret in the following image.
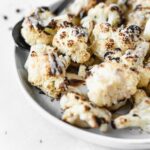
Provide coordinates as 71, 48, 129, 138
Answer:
105, 41, 150, 88
92, 23, 142, 59
53, 26, 91, 63
128, 0, 150, 27
104, 42, 149, 68
86, 62, 140, 108
121, 42, 149, 67
112, 90, 150, 132
25, 44, 70, 98
67, 0, 101, 16
121, 42, 150, 88
127, 0, 150, 40
21, 7, 79, 46
81, 3, 122, 33
60, 92, 111, 132
21, 7, 55, 46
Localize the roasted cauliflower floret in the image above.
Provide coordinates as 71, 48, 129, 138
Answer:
86, 62, 139, 108
104, 42, 149, 68
92, 23, 142, 59
60, 92, 111, 132
21, 7, 79, 46
128, 0, 150, 27
53, 26, 90, 63
127, 0, 150, 40
105, 41, 150, 88
121, 42, 150, 88
112, 90, 150, 132
67, 0, 101, 16
21, 7, 55, 46
121, 42, 149, 67
81, 3, 122, 33
25, 44, 70, 98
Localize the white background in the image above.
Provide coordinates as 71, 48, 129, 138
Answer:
0, 0, 111, 149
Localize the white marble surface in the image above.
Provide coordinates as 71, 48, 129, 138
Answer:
0, 1, 111, 150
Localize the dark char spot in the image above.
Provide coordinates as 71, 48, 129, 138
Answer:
111, 120, 116, 129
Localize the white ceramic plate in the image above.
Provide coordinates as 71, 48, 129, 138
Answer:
13, 3, 150, 149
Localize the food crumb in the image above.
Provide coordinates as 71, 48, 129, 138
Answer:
8, 27, 13, 31
3, 15, 8, 20
4, 131, 7, 135
16, 8, 21, 13
39, 139, 43, 143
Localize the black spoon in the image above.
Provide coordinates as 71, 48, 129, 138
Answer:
12, 0, 74, 51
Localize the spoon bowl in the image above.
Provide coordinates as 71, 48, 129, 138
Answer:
12, 19, 30, 50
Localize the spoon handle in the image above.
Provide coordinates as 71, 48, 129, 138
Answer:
52, 0, 74, 15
